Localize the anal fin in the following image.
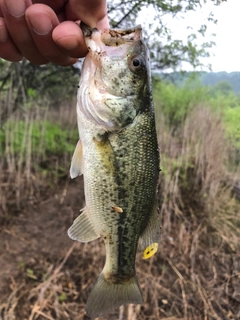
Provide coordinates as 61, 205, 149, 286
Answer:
70, 140, 84, 179
68, 207, 99, 243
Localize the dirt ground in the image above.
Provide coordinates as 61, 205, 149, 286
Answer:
0, 178, 87, 312
1, 174, 240, 320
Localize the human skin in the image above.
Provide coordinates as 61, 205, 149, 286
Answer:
0, 0, 109, 65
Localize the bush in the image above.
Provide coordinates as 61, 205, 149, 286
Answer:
1, 119, 77, 160
153, 79, 209, 128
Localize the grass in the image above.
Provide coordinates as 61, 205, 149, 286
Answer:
223, 106, 240, 148
0, 102, 78, 220
0, 82, 240, 319
1, 120, 76, 156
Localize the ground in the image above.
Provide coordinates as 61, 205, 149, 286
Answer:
1, 175, 240, 320
0, 178, 93, 319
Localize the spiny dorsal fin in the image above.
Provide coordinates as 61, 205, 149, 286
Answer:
70, 140, 84, 179
68, 206, 99, 243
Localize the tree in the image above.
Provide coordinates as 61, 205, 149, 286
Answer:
214, 81, 234, 95
108, 0, 227, 70
0, 0, 227, 124
0, 59, 79, 125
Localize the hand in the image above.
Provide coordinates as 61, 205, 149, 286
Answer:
0, 0, 109, 66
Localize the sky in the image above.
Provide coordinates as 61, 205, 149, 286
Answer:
137, 0, 240, 72
209, 0, 240, 72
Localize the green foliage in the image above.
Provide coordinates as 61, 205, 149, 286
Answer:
0, 60, 79, 125
208, 90, 240, 110
153, 79, 209, 128
0, 129, 4, 153
223, 107, 240, 148
154, 71, 240, 95
1, 120, 77, 159
26, 268, 37, 280
27, 88, 38, 99
0, 1, 228, 124
212, 81, 234, 95
58, 292, 67, 302
108, 0, 226, 70
202, 71, 240, 94
153, 78, 240, 153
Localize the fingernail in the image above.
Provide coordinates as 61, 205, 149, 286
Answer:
4, 0, 26, 18
29, 12, 53, 36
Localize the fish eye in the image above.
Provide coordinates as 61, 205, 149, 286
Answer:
133, 58, 141, 67
130, 55, 145, 71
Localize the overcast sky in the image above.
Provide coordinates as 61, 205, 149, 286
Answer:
137, 0, 240, 72
204, 0, 240, 72
185, 0, 240, 72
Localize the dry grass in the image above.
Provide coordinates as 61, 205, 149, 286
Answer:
0, 102, 77, 220
0, 105, 240, 319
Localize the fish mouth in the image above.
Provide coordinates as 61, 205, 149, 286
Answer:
80, 23, 142, 56
81, 22, 142, 42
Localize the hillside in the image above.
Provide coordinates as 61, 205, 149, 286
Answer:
155, 71, 240, 94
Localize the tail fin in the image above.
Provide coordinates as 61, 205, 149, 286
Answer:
85, 273, 142, 319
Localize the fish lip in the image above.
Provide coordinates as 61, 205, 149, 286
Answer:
80, 22, 142, 39
80, 22, 98, 37
80, 23, 143, 51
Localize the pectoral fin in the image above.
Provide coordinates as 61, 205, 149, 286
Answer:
139, 201, 160, 258
70, 140, 84, 179
68, 207, 99, 243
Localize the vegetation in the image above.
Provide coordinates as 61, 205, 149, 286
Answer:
1, 120, 76, 157
0, 0, 227, 125
154, 78, 240, 152
157, 71, 240, 94
1, 1, 239, 318
108, 0, 226, 69
0, 72, 240, 319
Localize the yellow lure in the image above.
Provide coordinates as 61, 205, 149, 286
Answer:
142, 243, 158, 259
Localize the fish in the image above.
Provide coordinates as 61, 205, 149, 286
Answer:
68, 23, 160, 319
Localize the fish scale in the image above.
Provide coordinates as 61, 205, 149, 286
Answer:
68, 24, 160, 319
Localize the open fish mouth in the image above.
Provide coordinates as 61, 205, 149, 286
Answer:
81, 23, 142, 44
81, 23, 143, 60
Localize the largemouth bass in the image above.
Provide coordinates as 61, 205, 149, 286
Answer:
68, 24, 160, 319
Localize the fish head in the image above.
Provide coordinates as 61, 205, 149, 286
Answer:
78, 25, 151, 131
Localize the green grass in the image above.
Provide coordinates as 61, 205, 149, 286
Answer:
223, 106, 240, 148
1, 120, 78, 159
153, 79, 209, 128
153, 79, 240, 151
